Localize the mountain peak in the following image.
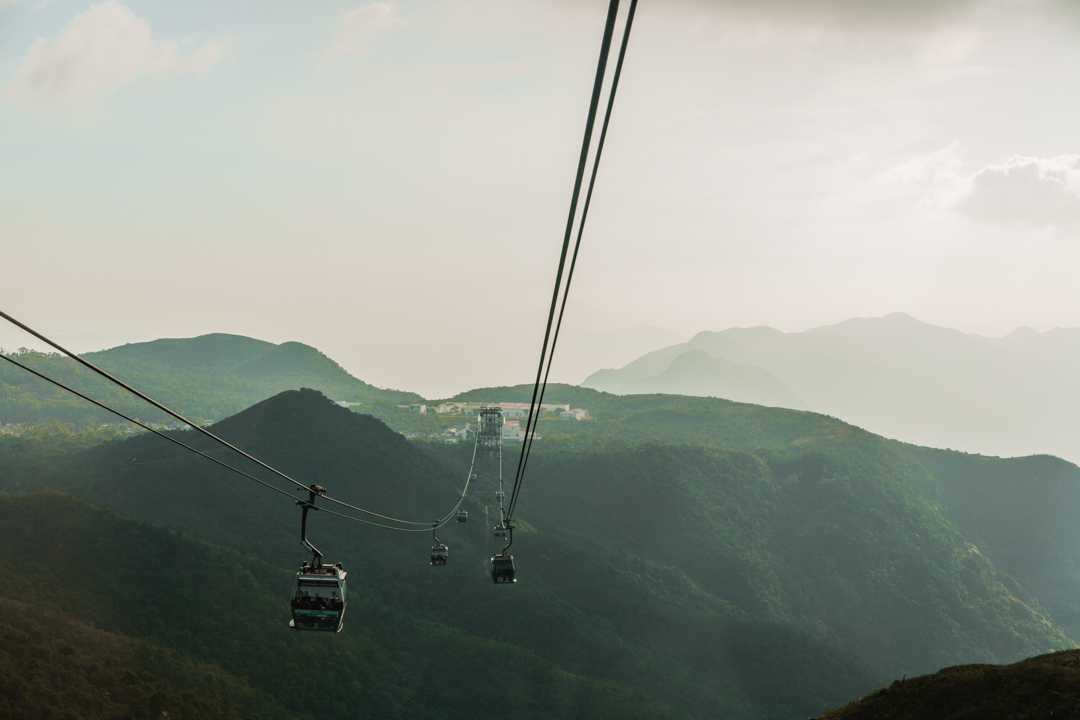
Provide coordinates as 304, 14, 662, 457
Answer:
1005, 326, 1039, 340
880, 311, 922, 323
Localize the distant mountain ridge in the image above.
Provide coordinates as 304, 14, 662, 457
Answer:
618, 348, 807, 410
0, 332, 420, 425
582, 313, 1080, 463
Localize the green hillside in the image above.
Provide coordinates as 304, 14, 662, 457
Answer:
815, 648, 1080, 720
0, 491, 683, 720
0, 333, 419, 427
452, 439, 1069, 676
9, 370, 1080, 712
0, 596, 286, 720
911, 448, 1080, 644
437, 384, 1078, 674
3, 390, 881, 720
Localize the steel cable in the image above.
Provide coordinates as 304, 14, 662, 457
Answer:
1, 351, 476, 533
0, 311, 445, 527
506, 0, 637, 521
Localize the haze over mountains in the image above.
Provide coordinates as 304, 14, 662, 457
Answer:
583, 313, 1080, 464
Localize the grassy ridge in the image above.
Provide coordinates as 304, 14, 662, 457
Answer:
816, 648, 1080, 720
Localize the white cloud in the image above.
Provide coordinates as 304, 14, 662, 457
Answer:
881, 146, 1080, 228
321, 2, 405, 63
4, 1, 229, 112
960, 154, 1080, 225
878, 142, 969, 208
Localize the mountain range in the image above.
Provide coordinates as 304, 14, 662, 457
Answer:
0, 333, 419, 426
6, 329, 1080, 716
2, 390, 884, 719
582, 312, 1080, 463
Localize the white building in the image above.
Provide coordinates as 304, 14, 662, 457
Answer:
559, 409, 590, 421
502, 420, 522, 442
498, 402, 570, 416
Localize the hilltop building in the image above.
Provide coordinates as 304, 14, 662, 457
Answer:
434, 401, 574, 416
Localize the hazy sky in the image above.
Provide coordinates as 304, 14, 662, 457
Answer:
3, 0, 1080, 398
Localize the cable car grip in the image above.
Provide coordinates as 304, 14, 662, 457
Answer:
297, 484, 326, 568
501, 523, 515, 554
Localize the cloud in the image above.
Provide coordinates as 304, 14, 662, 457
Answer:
4, 1, 229, 112
881, 146, 1080, 228
879, 143, 969, 208
321, 2, 405, 63
681, 0, 986, 28
960, 155, 1080, 225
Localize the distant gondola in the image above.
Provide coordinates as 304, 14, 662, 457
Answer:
457, 509, 468, 523
490, 554, 516, 584
430, 543, 449, 565
493, 526, 507, 541
290, 561, 347, 632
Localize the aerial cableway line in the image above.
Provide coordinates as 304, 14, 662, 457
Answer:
0, 320, 484, 627
504, 0, 638, 527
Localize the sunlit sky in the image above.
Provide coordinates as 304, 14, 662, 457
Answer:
3, 0, 1080, 398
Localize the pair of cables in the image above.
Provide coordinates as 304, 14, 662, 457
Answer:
0, 310, 465, 533
506, 0, 638, 523
0, 0, 640, 534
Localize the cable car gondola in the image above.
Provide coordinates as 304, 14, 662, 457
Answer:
493, 525, 507, 541
456, 509, 468, 523
290, 561, 347, 632
430, 522, 448, 565
490, 553, 516, 584
289, 485, 347, 632
495, 490, 504, 502
431, 544, 448, 565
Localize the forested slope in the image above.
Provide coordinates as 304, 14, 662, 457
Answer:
0, 492, 683, 720
8, 376, 1080, 712
0, 391, 880, 720
441, 384, 1080, 674
0, 333, 418, 426
0, 596, 285, 720
815, 648, 1080, 720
